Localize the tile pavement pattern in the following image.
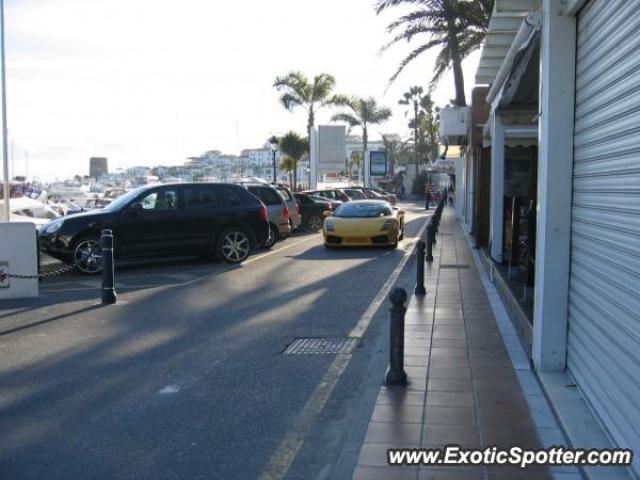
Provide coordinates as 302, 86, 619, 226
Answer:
352, 209, 552, 480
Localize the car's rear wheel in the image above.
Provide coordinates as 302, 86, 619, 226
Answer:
217, 228, 252, 263
307, 215, 323, 232
264, 223, 277, 248
73, 237, 102, 274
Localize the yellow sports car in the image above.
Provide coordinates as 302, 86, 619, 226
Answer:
323, 200, 405, 248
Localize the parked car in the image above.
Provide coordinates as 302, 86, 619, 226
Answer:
39, 183, 270, 273
308, 195, 343, 212
322, 200, 404, 248
341, 188, 368, 200
235, 182, 290, 247
293, 193, 333, 231
303, 189, 351, 202
275, 185, 302, 231
360, 187, 397, 205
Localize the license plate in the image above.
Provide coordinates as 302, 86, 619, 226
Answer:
345, 237, 367, 243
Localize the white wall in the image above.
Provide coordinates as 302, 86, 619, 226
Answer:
0, 222, 39, 299
532, 0, 576, 371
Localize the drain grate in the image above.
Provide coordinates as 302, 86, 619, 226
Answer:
283, 337, 359, 355
440, 264, 470, 269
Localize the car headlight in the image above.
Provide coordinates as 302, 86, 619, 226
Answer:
381, 220, 394, 231
44, 219, 64, 234
325, 220, 334, 231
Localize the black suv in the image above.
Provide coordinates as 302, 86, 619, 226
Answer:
39, 183, 269, 273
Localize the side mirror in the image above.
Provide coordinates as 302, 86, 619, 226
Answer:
128, 202, 143, 212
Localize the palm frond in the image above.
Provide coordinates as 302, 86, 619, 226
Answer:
387, 39, 444, 85
331, 112, 361, 127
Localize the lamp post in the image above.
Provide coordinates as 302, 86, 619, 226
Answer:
269, 136, 278, 185
1, 0, 9, 222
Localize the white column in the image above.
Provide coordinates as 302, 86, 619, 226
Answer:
489, 111, 505, 262
532, 0, 576, 371
363, 149, 370, 187
309, 127, 318, 190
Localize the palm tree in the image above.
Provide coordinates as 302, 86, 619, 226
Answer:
376, 0, 494, 106
399, 86, 425, 175
279, 131, 308, 191
273, 72, 346, 138
280, 156, 295, 187
350, 151, 363, 184
331, 97, 392, 185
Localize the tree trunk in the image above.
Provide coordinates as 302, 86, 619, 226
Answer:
362, 126, 368, 186
414, 101, 419, 175
293, 160, 298, 191
445, 3, 467, 107
307, 108, 315, 171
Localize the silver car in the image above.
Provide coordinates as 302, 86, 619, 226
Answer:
276, 186, 302, 231
238, 183, 291, 248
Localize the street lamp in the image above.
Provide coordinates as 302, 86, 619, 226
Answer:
1, 0, 10, 222
269, 136, 278, 185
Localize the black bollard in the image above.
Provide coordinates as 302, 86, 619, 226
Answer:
101, 229, 117, 304
425, 222, 434, 262
385, 288, 408, 386
432, 218, 437, 244
415, 241, 426, 295
426, 223, 434, 262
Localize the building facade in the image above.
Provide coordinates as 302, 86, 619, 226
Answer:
450, 1, 640, 477
89, 157, 108, 179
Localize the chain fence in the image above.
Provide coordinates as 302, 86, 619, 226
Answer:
4, 264, 76, 280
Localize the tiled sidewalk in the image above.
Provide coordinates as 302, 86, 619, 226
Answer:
351, 208, 570, 480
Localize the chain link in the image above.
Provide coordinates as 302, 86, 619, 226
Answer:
2, 264, 75, 280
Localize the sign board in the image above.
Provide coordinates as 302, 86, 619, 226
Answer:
0, 261, 8, 288
369, 151, 387, 176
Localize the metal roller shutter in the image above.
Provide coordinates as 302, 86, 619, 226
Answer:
569, 0, 640, 472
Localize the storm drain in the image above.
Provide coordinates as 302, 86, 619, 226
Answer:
440, 264, 470, 269
283, 337, 359, 355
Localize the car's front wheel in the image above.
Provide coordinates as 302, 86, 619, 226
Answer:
73, 237, 102, 274
217, 228, 252, 263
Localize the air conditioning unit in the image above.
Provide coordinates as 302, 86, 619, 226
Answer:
439, 106, 470, 146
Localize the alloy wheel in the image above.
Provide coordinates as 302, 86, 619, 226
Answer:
74, 239, 102, 274
265, 225, 276, 248
307, 216, 322, 231
221, 231, 250, 262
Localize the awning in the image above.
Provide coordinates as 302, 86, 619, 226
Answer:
475, 0, 542, 85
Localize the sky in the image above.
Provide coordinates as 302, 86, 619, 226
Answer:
3, 0, 481, 181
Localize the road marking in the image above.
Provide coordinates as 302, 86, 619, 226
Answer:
258, 213, 430, 480
158, 385, 180, 395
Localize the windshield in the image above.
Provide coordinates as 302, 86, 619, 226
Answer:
102, 187, 147, 211
333, 203, 391, 218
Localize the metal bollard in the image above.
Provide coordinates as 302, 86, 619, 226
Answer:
101, 229, 117, 304
432, 218, 437, 244
426, 223, 434, 262
415, 241, 426, 295
385, 287, 408, 387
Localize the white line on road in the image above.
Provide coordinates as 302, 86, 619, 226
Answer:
259, 212, 430, 480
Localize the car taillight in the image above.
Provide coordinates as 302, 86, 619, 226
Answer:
297, 203, 301, 215
283, 205, 289, 221
260, 205, 267, 221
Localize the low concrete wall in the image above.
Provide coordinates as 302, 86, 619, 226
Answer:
0, 222, 39, 299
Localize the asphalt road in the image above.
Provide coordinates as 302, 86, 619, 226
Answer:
0, 202, 431, 480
